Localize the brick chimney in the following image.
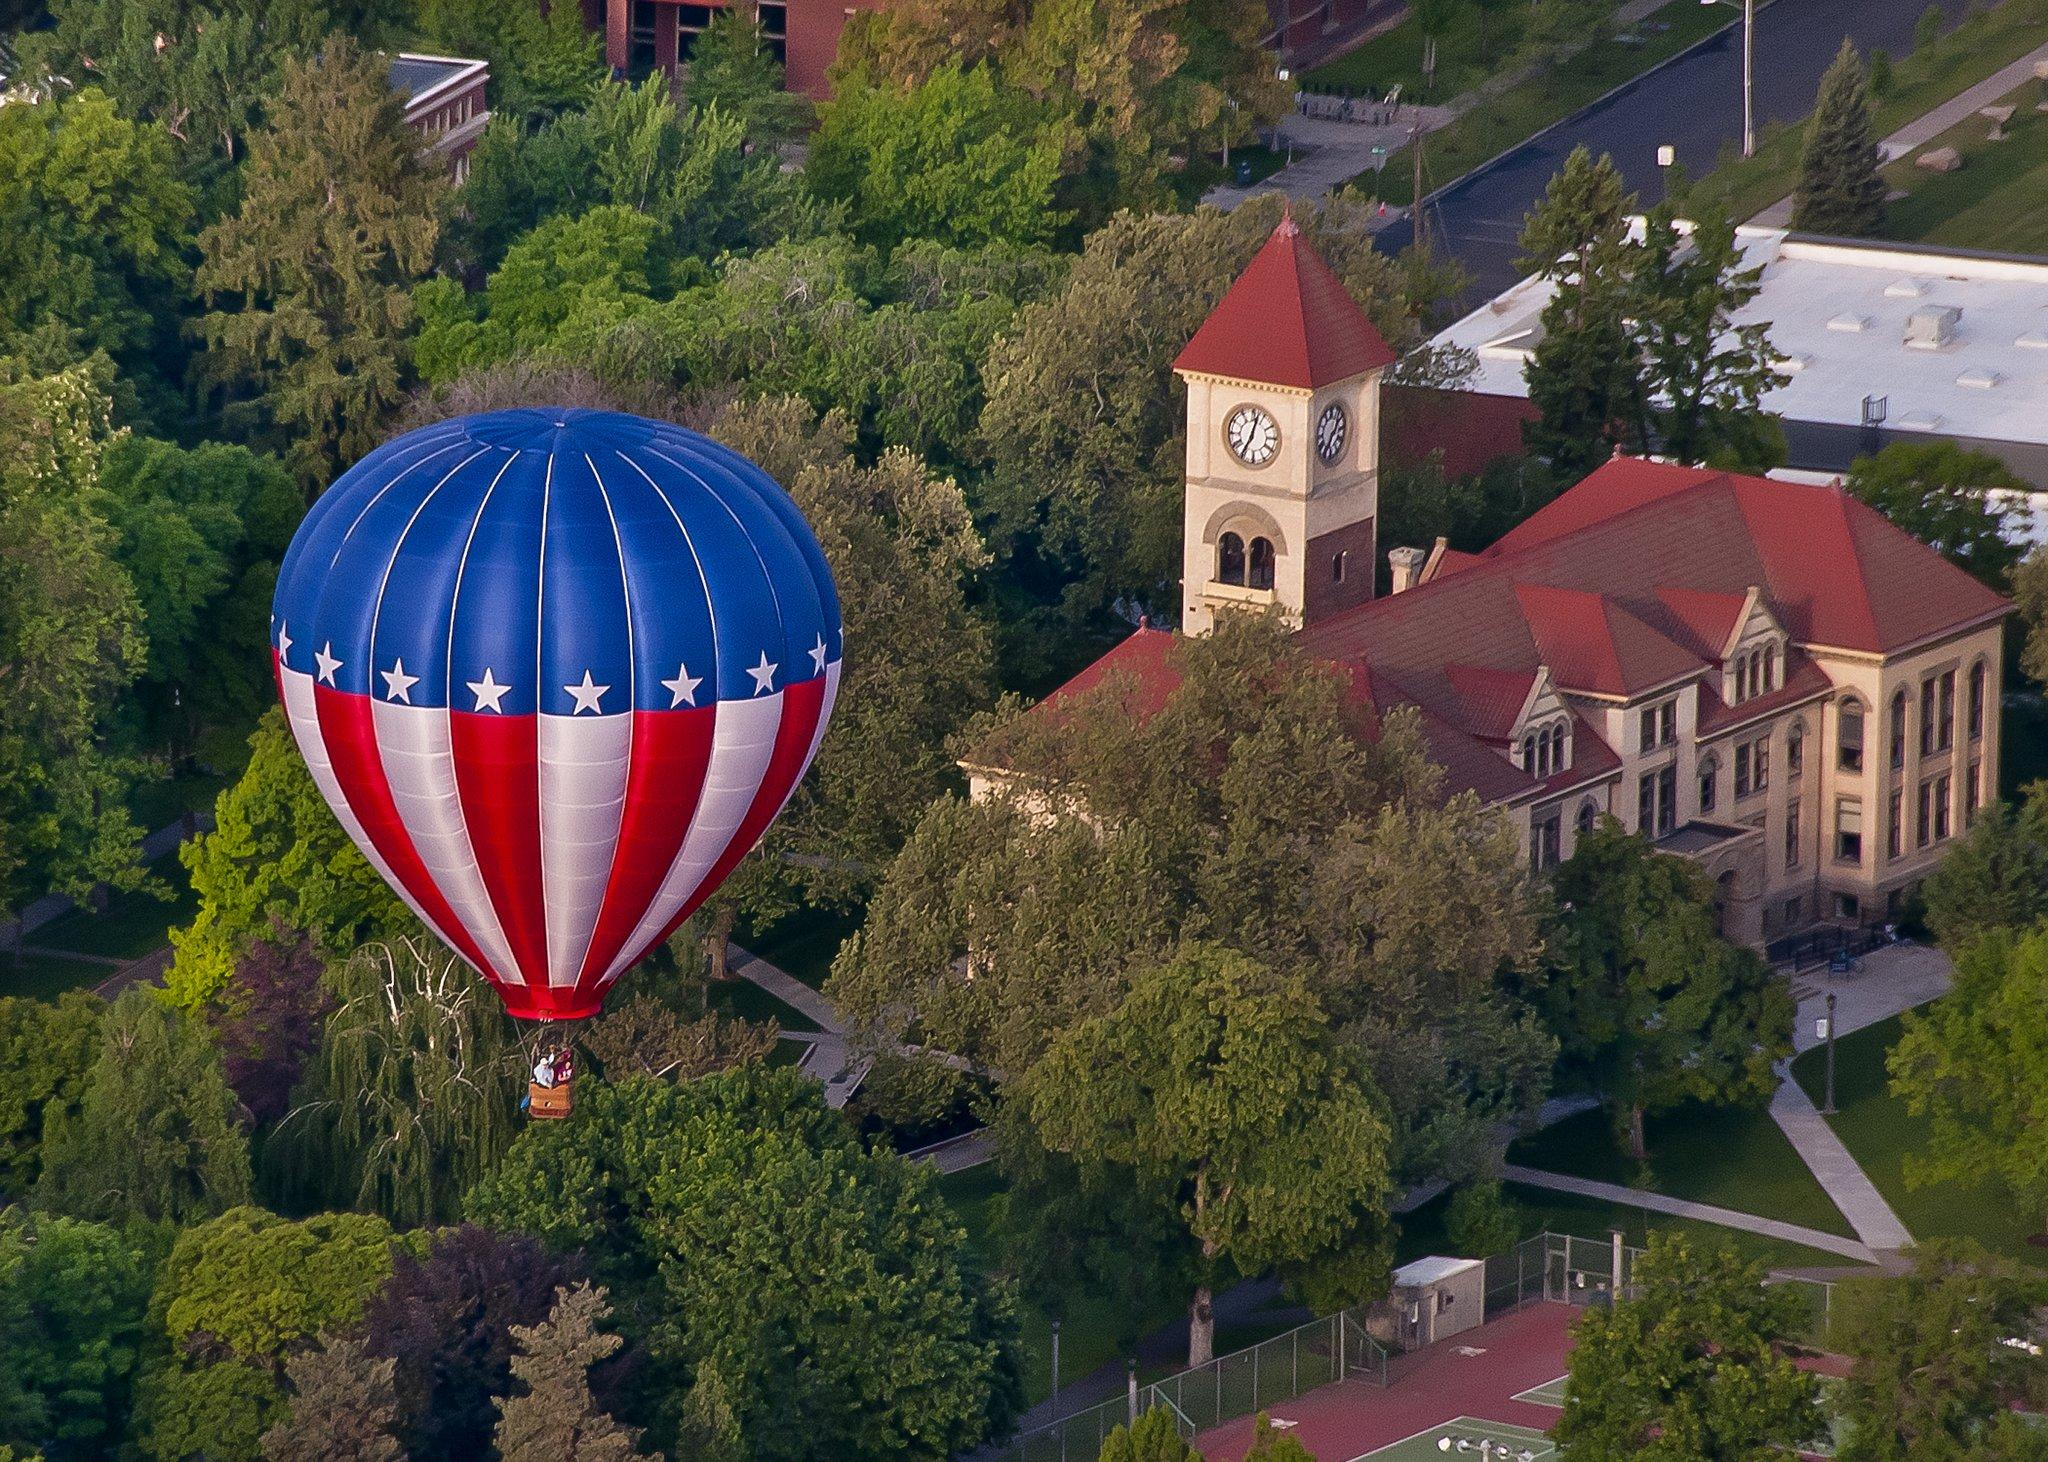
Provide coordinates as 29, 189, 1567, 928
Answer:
1388, 545, 1427, 594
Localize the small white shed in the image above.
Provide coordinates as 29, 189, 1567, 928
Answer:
1390, 1256, 1486, 1350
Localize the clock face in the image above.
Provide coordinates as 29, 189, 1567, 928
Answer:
1316, 402, 1348, 465
1225, 405, 1279, 467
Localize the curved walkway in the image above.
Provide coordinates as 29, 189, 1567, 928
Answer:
727, 942, 870, 1109
1499, 1162, 1879, 1263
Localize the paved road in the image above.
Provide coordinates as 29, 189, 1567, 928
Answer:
1379, 0, 1980, 298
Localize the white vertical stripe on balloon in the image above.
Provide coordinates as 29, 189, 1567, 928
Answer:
369, 699, 524, 988
603, 692, 784, 982
538, 711, 633, 989
277, 664, 468, 960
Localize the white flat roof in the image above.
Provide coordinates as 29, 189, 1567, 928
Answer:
1393, 1255, 1484, 1287
1431, 226, 2048, 448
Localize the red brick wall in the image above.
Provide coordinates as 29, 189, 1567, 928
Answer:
1304, 515, 1376, 624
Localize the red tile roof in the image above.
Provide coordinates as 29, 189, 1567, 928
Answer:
1511, 584, 1704, 697
1441, 664, 1537, 741
1172, 216, 1396, 389
1031, 625, 1179, 721
1652, 587, 1750, 659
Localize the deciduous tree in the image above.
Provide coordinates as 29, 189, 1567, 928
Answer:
196, 36, 440, 483
1791, 40, 1886, 238
207, 927, 331, 1126
415, 0, 598, 117
260, 1332, 404, 1462
1846, 440, 2026, 587
1920, 782, 2048, 951
1024, 943, 1395, 1365
686, 8, 812, 146
1098, 1406, 1199, 1462
580, 995, 777, 1082
0, 991, 102, 1193
494, 1282, 645, 1462
1890, 926, 2048, 1236
0, 1211, 151, 1456
1556, 1233, 1824, 1459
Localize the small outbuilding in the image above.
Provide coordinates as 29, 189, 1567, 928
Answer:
1389, 1256, 1486, 1350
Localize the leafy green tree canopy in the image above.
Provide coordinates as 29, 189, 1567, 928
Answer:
0, 991, 102, 1194
1920, 781, 2048, 951
415, 0, 599, 116
0, 1210, 152, 1457
1845, 440, 2026, 587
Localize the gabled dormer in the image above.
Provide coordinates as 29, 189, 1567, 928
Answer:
1721, 587, 1787, 706
1510, 666, 1575, 778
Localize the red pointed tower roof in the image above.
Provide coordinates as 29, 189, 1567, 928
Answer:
1173, 214, 1397, 389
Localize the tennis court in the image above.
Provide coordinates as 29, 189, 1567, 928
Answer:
1350, 1416, 1555, 1460
1509, 1375, 1567, 1408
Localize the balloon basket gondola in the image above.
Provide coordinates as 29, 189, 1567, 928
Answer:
527, 1079, 573, 1120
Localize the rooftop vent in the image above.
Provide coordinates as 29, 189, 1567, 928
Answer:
1884, 277, 1930, 298
1896, 410, 1945, 431
1904, 304, 1961, 349
1774, 353, 1812, 375
2017, 331, 2048, 351
1957, 367, 2001, 389
1827, 313, 1871, 333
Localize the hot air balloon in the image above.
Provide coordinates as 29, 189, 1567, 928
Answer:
268, 407, 842, 1026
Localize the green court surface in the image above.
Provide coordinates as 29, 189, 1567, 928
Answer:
1510, 1376, 1567, 1408
1353, 1417, 1555, 1460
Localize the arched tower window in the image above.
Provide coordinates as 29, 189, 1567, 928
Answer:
1217, 532, 1245, 586
1248, 536, 1276, 591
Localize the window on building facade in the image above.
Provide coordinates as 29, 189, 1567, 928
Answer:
1787, 719, 1804, 777
1835, 892, 1861, 921
1331, 550, 1347, 584
1967, 760, 1982, 824
1638, 771, 1655, 831
1764, 643, 1777, 693
1891, 689, 1908, 770
1969, 660, 1986, 740
1839, 700, 1864, 772
1657, 763, 1676, 835
1248, 537, 1276, 591
1836, 798, 1863, 863
1660, 701, 1676, 746
1217, 533, 1245, 586
1887, 788, 1902, 860
1786, 797, 1801, 867
1917, 779, 1932, 849
1938, 671, 1955, 752
1785, 895, 1803, 926
1533, 815, 1562, 871
1936, 773, 1952, 841
1920, 677, 1936, 756
1699, 755, 1718, 813
1577, 798, 1598, 837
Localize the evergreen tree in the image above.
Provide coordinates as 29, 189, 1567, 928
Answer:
1098, 1406, 1199, 1461
493, 1283, 645, 1462
1517, 147, 1644, 478
1791, 40, 1886, 238
260, 1333, 404, 1462
0, 990, 103, 1193
686, 8, 811, 146
195, 35, 439, 484
1243, 1412, 1314, 1460
35, 986, 251, 1231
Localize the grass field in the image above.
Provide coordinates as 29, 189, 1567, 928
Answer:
1684, 0, 2048, 224
1336, 0, 1733, 208
734, 903, 863, 991
1506, 1099, 1857, 1239
1309, 0, 1554, 104
33, 853, 198, 962
0, 950, 113, 1003
1878, 80, 2048, 253
1790, 1011, 2048, 1264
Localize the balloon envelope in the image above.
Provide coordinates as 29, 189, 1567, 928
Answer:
270, 408, 842, 1020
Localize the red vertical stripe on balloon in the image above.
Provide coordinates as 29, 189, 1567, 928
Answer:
645, 676, 828, 955
574, 703, 719, 996
313, 685, 503, 987
449, 708, 549, 1012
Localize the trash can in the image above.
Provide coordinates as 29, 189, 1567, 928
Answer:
1235, 158, 1253, 186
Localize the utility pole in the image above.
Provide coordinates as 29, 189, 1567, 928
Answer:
1411, 119, 1428, 266
1822, 990, 1839, 1115
1050, 1320, 1061, 1406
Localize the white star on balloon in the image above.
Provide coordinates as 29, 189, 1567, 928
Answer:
809, 634, 828, 673
660, 664, 702, 708
277, 621, 293, 661
467, 668, 511, 713
315, 643, 342, 685
746, 651, 778, 695
564, 669, 610, 714
381, 658, 419, 704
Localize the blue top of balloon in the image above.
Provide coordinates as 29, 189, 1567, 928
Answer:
272, 408, 842, 717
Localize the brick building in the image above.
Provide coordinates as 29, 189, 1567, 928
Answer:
1011, 219, 2011, 944
389, 53, 490, 181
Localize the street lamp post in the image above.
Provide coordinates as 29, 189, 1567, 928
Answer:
1050, 1320, 1061, 1406
1822, 991, 1839, 1115
1701, 0, 1755, 158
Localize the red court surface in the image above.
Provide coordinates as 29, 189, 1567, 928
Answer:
1195, 1302, 1578, 1462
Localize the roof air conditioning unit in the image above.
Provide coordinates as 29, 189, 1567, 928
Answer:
1904, 305, 1961, 350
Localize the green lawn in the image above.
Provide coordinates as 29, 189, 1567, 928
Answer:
33, 854, 197, 961
127, 766, 230, 834
1340, 0, 1733, 207
707, 972, 821, 1032
0, 950, 114, 1004
1684, 0, 2048, 224
1790, 1012, 2048, 1264
1878, 80, 2048, 253
1507, 1100, 1857, 1239
734, 903, 863, 991
1308, 0, 1554, 105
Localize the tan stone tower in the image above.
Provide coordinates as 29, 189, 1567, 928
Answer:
1172, 215, 1394, 636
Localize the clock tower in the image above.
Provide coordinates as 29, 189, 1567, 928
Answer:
1172, 214, 1394, 637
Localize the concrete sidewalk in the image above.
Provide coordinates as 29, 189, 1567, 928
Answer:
1770, 1077, 1913, 1252
727, 941, 870, 1110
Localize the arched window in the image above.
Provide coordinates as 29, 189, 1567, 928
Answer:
1787, 718, 1804, 777
1248, 536, 1276, 591
1521, 734, 1536, 770
1217, 532, 1245, 586
1699, 754, 1719, 814
1576, 798, 1599, 836
1839, 698, 1865, 773
1969, 659, 1987, 740
1764, 644, 1778, 692
1551, 722, 1570, 773
1890, 688, 1908, 770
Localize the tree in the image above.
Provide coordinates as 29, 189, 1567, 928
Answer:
272, 938, 521, 1226
207, 927, 332, 1126
165, 707, 404, 1013
811, 65, 1071, 251
1243, 1412, 1313, 1461
1545, 822, 1792, 1160
362, 1224, 584, 1462
1556, 1233, 1824, 1459
686, 8, 811, 146
195, 35, 440, 483
0, 87, 194, 405
469, 1067, 1022, 1460
1890, 927, 2048, 1235
415, 0, 598, 116
0, 1211, 151, 1457
1024, 943, 1395, 1366
1920, 782, 2048, 951
2014, 549, 2048, 687
259, 1332, 403, 1462
1627, 205, 1783, 471
0, 991, 102, 1194
1845, 441, 2026, 587
1791, 39, 1886, 238
1517, 147, 1644, 478
1829, 1239, 2048, 1460
580, 995, 778, 1082
36, 985, 251, 1231
1098, 1406, 1200, 1462
1443, 1177, 1521, 1257
494, 1282, 644, 1462
0, 361, 153, 927
130, 1206, 400, 1462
